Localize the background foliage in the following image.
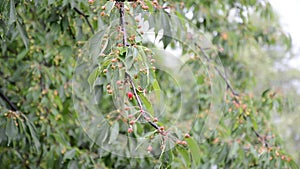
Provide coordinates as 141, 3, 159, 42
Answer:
0, 0, 299, 168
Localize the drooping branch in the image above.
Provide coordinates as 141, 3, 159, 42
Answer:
125, 72, 162, 131
196, 44, 239, 96
119, 2, 165, 135
196, 44, 270, 148
73, 7, 95, 34
251, 126, 269, 148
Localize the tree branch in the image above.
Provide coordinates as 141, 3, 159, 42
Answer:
73, 7, 95, 34
125, 72, 162, 131
0, 92, 18, 111
196, 44, 239, 96
251, 127, 269, 148
119, 2, 164, 135
119, 2, 128, 46
195, 44, 271, 147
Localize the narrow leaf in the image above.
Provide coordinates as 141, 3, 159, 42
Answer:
105, 1, 116, 16
63, 149, 76, 161
152, 79, 161, 102
17, 20, 30, 49
88, 67, 100, 91
23, 115, 41, 150
9, 0, 16, 25
176, 146, 191, 167
108, 122, 119, 144
16, 49, 28, 61
5, 118, 18, 144
138, 94, 154, 116
186, 137, 201, 166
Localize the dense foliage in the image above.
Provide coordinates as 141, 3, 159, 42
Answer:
0, 0, 298, 168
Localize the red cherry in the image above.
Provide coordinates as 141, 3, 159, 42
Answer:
128, 127, 133, 133
181, 141, 187, 146
147, 145, 152, 152
127, 92, 133, 100
184, 133, 190, 138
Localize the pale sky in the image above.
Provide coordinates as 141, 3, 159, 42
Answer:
269, 0, 300, 68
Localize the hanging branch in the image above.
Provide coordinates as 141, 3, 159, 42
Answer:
196, 44, 239, 96
251, 127, 269, 147
73, 7, 95, 34
118, 2, 165, 135
125, 72, 163, 133
195, 44, 270, 148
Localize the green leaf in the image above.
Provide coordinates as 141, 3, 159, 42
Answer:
53, 95, 63, 111
216, 145, 228, 163
289, 159, 300, 169
59, 45, 72, 58
262, 89, 270, 97
160, 11, 172, 48
9, 0, 16, 25
250, 113, 258, 130
228, 141, 239, 159
46, 147, 55, 168
48, 0, 55, 5
176, 146, 191, 167
68, 160, 79, 169
105, 1, 116, 16
52, 133, 67, 145
23, 114, 41, 150
186, 137, 201, 167
89, 29, 108, 58
16, 20, 29, 49
152, 79, 161, 102
134, 122, 144, 136
63, 149, 76, 161
100, 37, 109, 55
5, 118, 18, 144
16, 49, 28, 61
138, 94, 154, 116
159, 141, 174, 168
88, 67, 100, 91
144, 1, 154, 12
95, 122, 110, 145
108, 121, 119, 144
125, 47, 138, 76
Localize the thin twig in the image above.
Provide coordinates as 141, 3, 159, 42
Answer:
125, 73, 161, 131
0, 92, 18, 111
196, 44, 239, 96
214, 66, 239, 96
196, 44, 270, 147
73, 7, 95, 34
68, 23, 76, 40
251, 127, 269, 147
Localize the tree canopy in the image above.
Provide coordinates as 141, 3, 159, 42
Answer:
0, 0, 298, 168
